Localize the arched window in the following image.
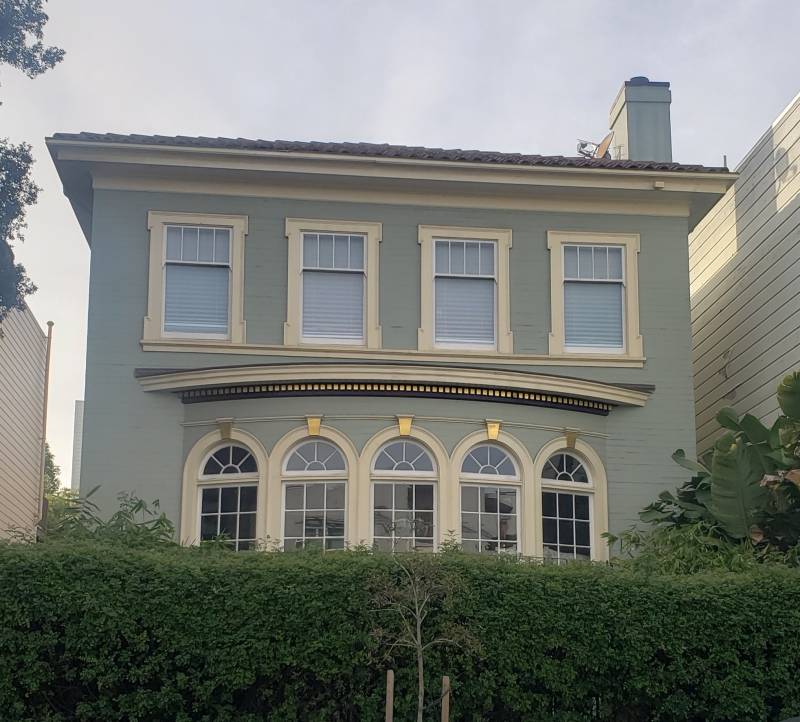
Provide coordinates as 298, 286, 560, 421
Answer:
371, 440, 437, 551
198, 444, 258, 551
282, 440, 347, 550
541, 451, 593, 561
460, 443, 519, 554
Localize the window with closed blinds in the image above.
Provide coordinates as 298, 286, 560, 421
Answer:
301, 232, 365, 342
163, 225, 231, 336
434, 239, 496, 345
563, 244, 624, 350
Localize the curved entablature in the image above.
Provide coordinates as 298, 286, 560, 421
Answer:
136, 362, 651, 415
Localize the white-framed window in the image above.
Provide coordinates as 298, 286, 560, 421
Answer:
371, 440, 437, 551
434, 239, 496, 347
547, 231, 642, 360
301, 232, 366, 343
284, 218, 382, 348
144, 211, 248, 345
460, 444, 520, 554
563, 244, 624, 352
282, 440, 347, 550
540, 451, 593, 561
198, 443, 259, 550
418, 225, 513, 353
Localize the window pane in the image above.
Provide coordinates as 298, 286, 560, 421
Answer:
461, 512, 479, 539
558, 493, 574, 517
318, 234, 334, 267
326, 483, 345, 510
285, 485, 304, 510
542, 492, 557, 518
559, 519, 574, 545
480, 243, 494, 276
480, 514, 498, 540
325, 510, 345, 537
593, 246, 608, 279
564, 281, 623, 349
198, 228, 215, 261
578, 246, 593, 279
608, 247, 623, 279
374, 510, 393, 536
414, 484, 434, 511
465, 242, 480, 275
480, 487, 497, 513
201, 487, 219, 513
414, 511, 434, 537
214, 230, 230, 264
164, 264, 229, 335
200, 515, 218, 539
305, 483, 325, 510
239, 513, 256, 540
575, 494, 590, 520
239, 486, 257, 512
349, 236, 364, 270
450, 241, 465, 274
302, 270, 364, 340
564, 245, 578, 278
462, 540, 480, 553
435, 241, 449, 274
334, 235, 350, 269
499, 489, 516, 514
303, 234, 318, 267
499, 514, 517, 541
221, 487, 238, 513
461, 485, 479, 512
304, 511, 325, 537
575, 520, 591, 546
374, 483, 392, 509
166, 226, 182, 260
394, 484, 412, 511
284, 510, 304, 537
435, 276, 494, 344
219, 513, 238, 539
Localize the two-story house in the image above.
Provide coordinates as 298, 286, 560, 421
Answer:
49, 77, 735, 558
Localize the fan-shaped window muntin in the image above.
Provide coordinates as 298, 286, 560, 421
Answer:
541, 452, 590, 485
372, 440, 436, 474
284, 440, 347, 474
201, 444, 258, 477
461, 443, 518, 478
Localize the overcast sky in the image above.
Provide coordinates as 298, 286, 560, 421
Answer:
4, 0, 799, 485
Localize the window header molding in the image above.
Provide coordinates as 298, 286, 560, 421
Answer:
283, 218, 382, 349
547, 230, 642, 360
144, 210, 248, 345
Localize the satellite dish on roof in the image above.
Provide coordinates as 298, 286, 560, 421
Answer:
577, 131, 614, 159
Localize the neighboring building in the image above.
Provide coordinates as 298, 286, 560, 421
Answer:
48, 77, 735, 558
0, 306, 48, 538
689, 91, 800, 451
71, 400, 84, 490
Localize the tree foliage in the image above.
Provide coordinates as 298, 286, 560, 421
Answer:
614, 371, 800, 572
0, 0, 64, 319
42, 441, 59, 494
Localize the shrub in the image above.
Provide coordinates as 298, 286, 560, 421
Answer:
1, 545, 799, 721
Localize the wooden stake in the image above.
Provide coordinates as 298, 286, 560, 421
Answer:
385, 669, 394, 722
441, 675, 450, 722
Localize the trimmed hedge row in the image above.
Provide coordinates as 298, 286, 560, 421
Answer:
1, 545, 800, 721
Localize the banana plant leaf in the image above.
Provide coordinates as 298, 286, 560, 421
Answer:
710, 437, 769, 539
778, 371, 800, 420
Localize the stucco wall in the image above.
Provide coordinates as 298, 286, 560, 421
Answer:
82, 188, 696, 543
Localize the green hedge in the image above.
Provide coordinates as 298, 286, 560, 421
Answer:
1, 545, 800, 721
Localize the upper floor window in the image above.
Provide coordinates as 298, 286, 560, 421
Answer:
547, 232, 642, 360
302, 232, 365, 343
418, 225, 513, 353
434, 239, 496, 347
144, 211, 247, 345
284, 219, 382, 348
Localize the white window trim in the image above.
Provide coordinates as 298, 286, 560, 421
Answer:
418, 225, 513, 353
196, 481, 259, 550
547, 231, 643, 360
284, 218, 382, 349
144, 211, 248, 344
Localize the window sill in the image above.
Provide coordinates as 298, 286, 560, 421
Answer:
140, 338, 646, 368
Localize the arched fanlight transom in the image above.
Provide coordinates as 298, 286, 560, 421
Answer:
373, 440, 435, 473
285, 440, 346, 473
461, 444, 517, 477
202, 444, 258, 476
542, 452, 590, 484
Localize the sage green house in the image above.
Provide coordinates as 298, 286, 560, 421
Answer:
49, 78, 735, 558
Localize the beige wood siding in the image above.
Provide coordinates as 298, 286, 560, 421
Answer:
0, 306, 47, 537
689, 92, 800, 450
